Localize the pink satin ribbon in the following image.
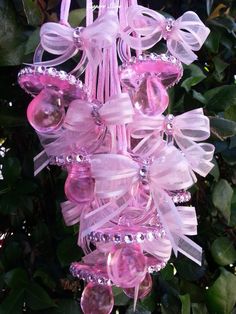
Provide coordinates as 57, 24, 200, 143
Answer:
129, 108, 215, 177
37, 10, 119, 67
121, 5, 210, 64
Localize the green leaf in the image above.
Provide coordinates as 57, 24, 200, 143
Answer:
56, 237, 82, 267
209, 158, 220, 181
2, 157, 21, 184
212, 179, 233, 223
174, 258, 205, 281
68, 9, 86, 27
24, 28, 40, 55
22, 0, 42, 26
211, 237, 236, 265
205, 268, 236, 314
225, 105, 236, 122
48, 299, 82, 314
25, 282, 55, 310
33, 269, 56, 290
0, 1, 26, 66
181, 64, 206, 92
0, 288, 25, 314
126, 303, 151, 314
191, 303, 208, 314
213, 56, 229, 75
205, 85, 236, 112
160, 263, 174, 281
112, 286, 130, 306
179, 294, 190, 314
204, 31, 221, 53
180, 281, 204, 303
210, 117, 236, 140
4, 268, 29, 289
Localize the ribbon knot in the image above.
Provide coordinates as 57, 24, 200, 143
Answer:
163, 18, 175, 39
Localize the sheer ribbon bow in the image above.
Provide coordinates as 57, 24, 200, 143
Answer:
33, 93, 133, 175
38, 10, 119, 67
130, 108, 215, 177
79, 144, 203, 264
121, 5, 210, 64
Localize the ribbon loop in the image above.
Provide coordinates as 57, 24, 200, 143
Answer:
122, 5, 210, 64
39, 10, 119, 67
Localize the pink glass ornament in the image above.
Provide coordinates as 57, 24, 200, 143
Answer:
27, 88, 65, 133
132, 74, 169, 116
65, 163, 94, 204
123, 272, 152, 299
107, 244, 146, 288
81, 283, 114, 314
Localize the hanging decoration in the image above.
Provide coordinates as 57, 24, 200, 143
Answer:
18, 0, 214, 313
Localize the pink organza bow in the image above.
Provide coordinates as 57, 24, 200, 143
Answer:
82, 143, 199, 258
64, 93, 134, 131
130, 108, 215, 177
121, 5, 210, 64
33, 93, 133, 175
38, 10, 119, 67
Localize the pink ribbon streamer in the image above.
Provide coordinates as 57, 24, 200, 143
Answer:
37, 10, 119, 67
121, 5, 210, 64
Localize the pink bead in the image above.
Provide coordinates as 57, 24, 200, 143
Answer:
65, 163, 94, 204
27, 88, 65, 133
107, 245, 146, 288
123, 272, 152, 299
133, 75, 169, 116
81, 283, 114, 314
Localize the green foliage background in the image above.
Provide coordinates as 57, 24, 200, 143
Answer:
0, 0, 236, 313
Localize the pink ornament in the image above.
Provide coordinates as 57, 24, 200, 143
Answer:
120, 53, 183, 91
133, 75, 169, 116
27, 88, 65, 133
65, 163, 94, 204
107, 245, 146, 288
123, 272, 152, 299
81, 283, 114, 314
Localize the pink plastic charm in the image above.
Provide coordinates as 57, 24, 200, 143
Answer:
65, 163, 94, 204
133, 74, 169, 116
81, 283, 114, 314
27, 88, 65, 133
123, 272, 152, 299
107, 245, 146, 288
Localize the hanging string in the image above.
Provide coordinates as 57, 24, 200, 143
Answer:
60, 0, 71, 25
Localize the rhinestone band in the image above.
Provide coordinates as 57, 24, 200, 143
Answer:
18, 66, 87, 96
148, 261, 166, 273
49, 153, 88, 166
70, 263, 113, 286
170, 190, 191, 203
87, 226, 166, 245
119, 53, 183, 88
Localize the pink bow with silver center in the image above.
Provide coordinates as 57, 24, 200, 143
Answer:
33, 93, 134, 175
129, 108, 215, 177
37, 10, 119, 67
79, 143, 203, 264
121, 5, 210, 64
